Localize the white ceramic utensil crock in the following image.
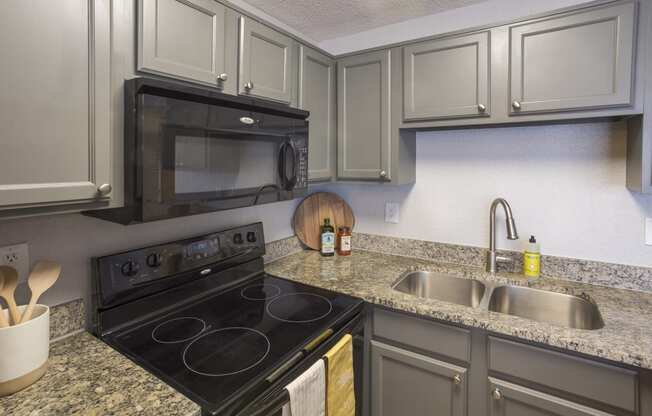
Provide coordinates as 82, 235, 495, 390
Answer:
0, 304, 49, 396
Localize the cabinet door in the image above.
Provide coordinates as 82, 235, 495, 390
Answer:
299, 46, 336, 181
0, 0, 112, 209
371, 340, 466, 416
489, 378, 615, 416
508, 2, 636, 114
403, 31, 490, 121
138, 0, 231, 90
238, 17, 296, 104
338, 50, 391, 181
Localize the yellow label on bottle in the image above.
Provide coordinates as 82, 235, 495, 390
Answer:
523, 251, 541, 277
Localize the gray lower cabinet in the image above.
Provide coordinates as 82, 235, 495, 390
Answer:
238, 16, 297, 104
298, 46, 337, 181
0, 0, 112, 211
138, 0, 236, 92
371, 340, 467, 416
337, 50, 391, 181
403, 31, 491, 121
488, 378, 614, 416
508, 1, 636, 115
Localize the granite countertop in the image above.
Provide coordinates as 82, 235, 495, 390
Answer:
0, 332, 200, 416
266, 249, 652, 370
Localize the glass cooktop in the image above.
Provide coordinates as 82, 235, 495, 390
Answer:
106, 274, 360, 413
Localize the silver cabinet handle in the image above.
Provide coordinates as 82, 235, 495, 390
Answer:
492, 388, 502, 400
379, 170, 387, 179
453, 374, 462, 385
244, 81, 254, 90
217, 73, 228, 82
477, 103, 486, 112
97, 183, 112, 196
511, 100, 522, 110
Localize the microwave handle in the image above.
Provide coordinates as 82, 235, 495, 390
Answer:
278, 139, 298, 191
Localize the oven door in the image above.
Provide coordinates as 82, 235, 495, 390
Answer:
234, 308, 367, 416
138, 93, 308, 222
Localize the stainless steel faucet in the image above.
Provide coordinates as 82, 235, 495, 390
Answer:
486, 198, 519, 273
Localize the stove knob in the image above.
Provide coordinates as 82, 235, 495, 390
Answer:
246, 231, 257, 243
233, 233, 243, 244
146, 253, 163, 268
120, 260, 140, 277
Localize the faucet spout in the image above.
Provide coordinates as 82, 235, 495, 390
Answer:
487, 198, 519, 273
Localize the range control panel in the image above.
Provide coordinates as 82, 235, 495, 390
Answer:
94, 223, 265, 308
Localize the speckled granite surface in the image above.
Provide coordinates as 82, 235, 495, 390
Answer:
0, 332, 200, 416
266, 249, 652, 370
49, 298, 85, 340
264, 235, 304, 264
353, 233, 652, 293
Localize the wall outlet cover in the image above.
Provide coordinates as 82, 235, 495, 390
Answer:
646, 218, 652, 246
385, 202, 400, 224
0, 243, 30, 282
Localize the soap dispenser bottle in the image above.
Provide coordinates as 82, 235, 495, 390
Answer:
523, 235, 541, 278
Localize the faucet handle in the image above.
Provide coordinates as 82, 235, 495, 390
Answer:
495, 255, 514, 264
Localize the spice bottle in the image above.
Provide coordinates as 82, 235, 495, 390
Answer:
337, 226, 352, 256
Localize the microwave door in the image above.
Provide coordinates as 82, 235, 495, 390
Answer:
278, 138, 298, 191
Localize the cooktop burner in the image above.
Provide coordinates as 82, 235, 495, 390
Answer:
183, 327, 270, 376
266, 293, 333, 323
105, 274, 360, 413
241, 283, 281, 300
152, 317, 206, 344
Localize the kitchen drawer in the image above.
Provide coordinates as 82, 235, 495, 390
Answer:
373, 308, 470, 363
488, 337, 638, 413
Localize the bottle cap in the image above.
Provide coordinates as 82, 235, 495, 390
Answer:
529, 235, 536, 243
324, 218, 331, 225
338, 226, 350, 232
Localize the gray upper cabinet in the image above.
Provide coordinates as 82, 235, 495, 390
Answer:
403, 31, 490, 121
338, 50, 391, 181
238, 17, 297, 104
138, 0, 235, 92
0, 0, 112, 211
298, 46, 337, 181
508, 2, 636, 115
489, 378, 615, 416
371, 340, 467, 416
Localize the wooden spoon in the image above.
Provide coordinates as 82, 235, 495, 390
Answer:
20, 261, 61, 324
0, 274, 8, 328
0, 266, 21, 324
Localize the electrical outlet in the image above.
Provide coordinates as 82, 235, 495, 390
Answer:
646, 218, 652, 245
385, 202, 400, 224
0, 243, 30, 282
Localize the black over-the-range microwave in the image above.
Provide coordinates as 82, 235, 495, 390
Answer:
85, 77, 309, 225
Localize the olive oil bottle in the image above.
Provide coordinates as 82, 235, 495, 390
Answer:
320, 218, 335, 256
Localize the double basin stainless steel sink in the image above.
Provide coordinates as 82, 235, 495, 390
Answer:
392, 271, 604, 330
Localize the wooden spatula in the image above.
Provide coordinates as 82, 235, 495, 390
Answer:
0, 274, 8, 328
20, 261, 61, 324
0, 266, 21, 325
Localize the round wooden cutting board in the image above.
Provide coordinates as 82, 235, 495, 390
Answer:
292, 192, 355, 250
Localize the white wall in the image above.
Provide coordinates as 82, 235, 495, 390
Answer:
319, 0, 596, 55
0, 200, 299, 307
315, 121, 652, 268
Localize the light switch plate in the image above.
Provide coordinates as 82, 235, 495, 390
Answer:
646, 218, 652, 245
385, 202, 400, 224
0, 243, 30, 282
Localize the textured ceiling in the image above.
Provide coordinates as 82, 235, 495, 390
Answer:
240, 0, 490, 41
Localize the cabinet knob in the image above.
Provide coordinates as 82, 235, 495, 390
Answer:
379, 170, 387, 179
477, 103, 486, 112
453, 374, 462, 385
217, 73, 228, 82
244, 81, 254, 90
511, 100, 522, 110
97, 183, 112, 196
492, 388, 503, 400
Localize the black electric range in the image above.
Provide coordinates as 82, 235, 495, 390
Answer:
92, 223, 364, 416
